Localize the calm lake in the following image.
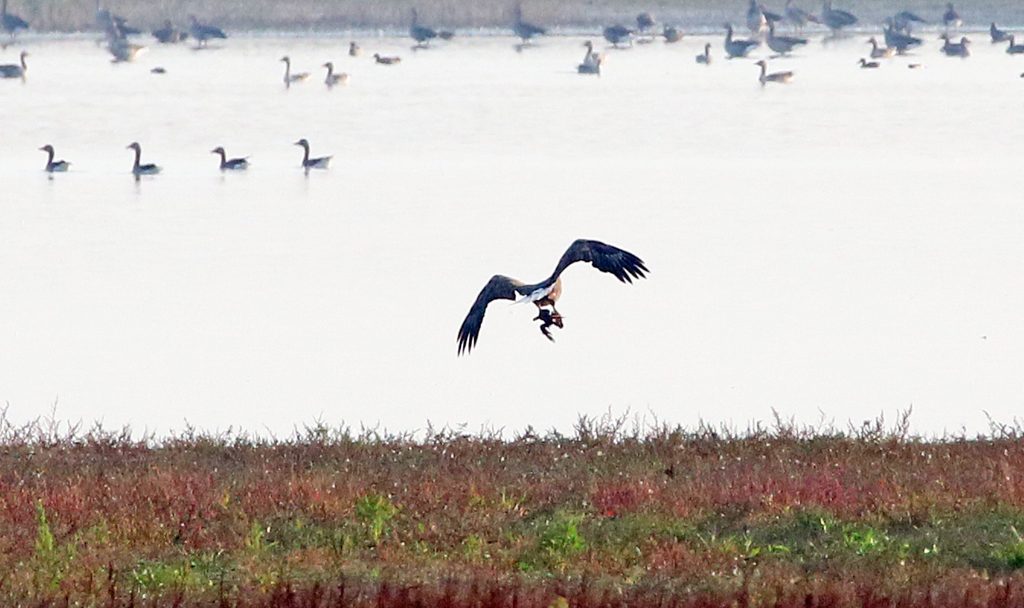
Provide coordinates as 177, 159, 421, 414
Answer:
0, 33, 1021, 436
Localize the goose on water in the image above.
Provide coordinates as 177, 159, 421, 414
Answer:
755, 59, 793, 85
152, 20, 187, 43
0, 49, 26, 79
373, 53, 401, 64
1006, 36, 1024, 55
942, 3, 961, 31
407, 8, 444, 47
349, 41, 361, 56
189, 15, 227, 47
696, 42, 712, 64
858, 58, 880, 68
39, 145, 69, 172
939, 33, 970, 57
210, 147, 249, 171
126, 142, 160, 176
513, 3, 546, 44
577, 40, 603, 75
990, 23, 1011, 43
747, 0, 767, 34
603, 24, 633, 47
784, 0, 815, 33
1, 0, 28, 39
280, 56, 309, 86
636, 12, 656, 33
868, 36, 895, 58
662, 25, 684, 43
767, 22, 807, 55
293, 139, 331, 171
323, 62, 349, 86
884, 19, 923, 52
456, 239, 648, 354
724, 23, 759, 58
820, 0, 857, 32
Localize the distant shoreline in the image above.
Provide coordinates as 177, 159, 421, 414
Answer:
5, 0, 1024, 34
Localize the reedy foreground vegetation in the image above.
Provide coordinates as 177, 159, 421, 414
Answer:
3, 410, 1024, 606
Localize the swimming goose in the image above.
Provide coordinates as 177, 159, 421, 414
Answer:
410, 8, 439, 47
942, 3, 961, 31
858, 58, 880, 68
456, 239, 648, 354
724, 23, 759, 58
820, 0, 857, 32
513, 4, 546, 44
39, 145, 69, 172
126, 142, 160, 176
577, 40, 603, 74
1, 0, 28, 39
991, 23, 1011, 43
662, 26, 684, 43
766, 23, 807, 55
210, 147, 248, 171
893, 10, 925, 33
784, 0, 814, 33
373, 53, 401, 64
322, 62, 349, 86
188, 15, 227, 47
293, 139, 331, 171
696, 42, 711, 64
107, 37, 146, 62
883, 19, 923, 52
747, 0, 767, 34
0, 49, 26, 79
1007, 36, 1024, 54
603, 24, 633, 47
939, 33, 970, 57
349, 41, 361, 56
755, 59, 793, 85
280, 56, 309, 86
868, 37, 895, 58
152, 20, 187, 43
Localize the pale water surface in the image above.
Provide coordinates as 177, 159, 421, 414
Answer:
0, 35, 1022, 436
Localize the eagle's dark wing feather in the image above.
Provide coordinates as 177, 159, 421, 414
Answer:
550, 239, 649, 285
457, 275, 523, 355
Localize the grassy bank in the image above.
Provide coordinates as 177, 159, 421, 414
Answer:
3, 412, 1024, 606
7, 0, 1024, 33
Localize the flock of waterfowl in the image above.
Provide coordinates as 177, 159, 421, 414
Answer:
30, 140, 335, 177
2, 1, 1023, 84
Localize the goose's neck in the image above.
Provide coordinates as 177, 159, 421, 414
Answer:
325, 64, 333, 78
581, 44, 592, 63
759, 63, 767, 77
300, 143, 309, 164
216, 150, 227, 167
21, 54, 27, 70
283, 60, 290, 79
132, 147, 141, 170
726, 27, 733, 43
45, 148, 54, 165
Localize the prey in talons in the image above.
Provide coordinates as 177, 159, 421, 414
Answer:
533, 308, 564, 342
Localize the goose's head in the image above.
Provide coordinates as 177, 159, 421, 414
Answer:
279, 56, 290, 63
755, 59, 767, 67
126, 142, 141, 151
323, 61, 333, 69
293, 139, 309, 148
210, 147, 225, 155
39, 144, 54, 153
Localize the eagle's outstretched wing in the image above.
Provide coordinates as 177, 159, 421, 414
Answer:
550, 239, 649, 284
457, 275, 523, 355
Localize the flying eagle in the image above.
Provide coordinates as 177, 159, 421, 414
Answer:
457, 239, 648, 355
